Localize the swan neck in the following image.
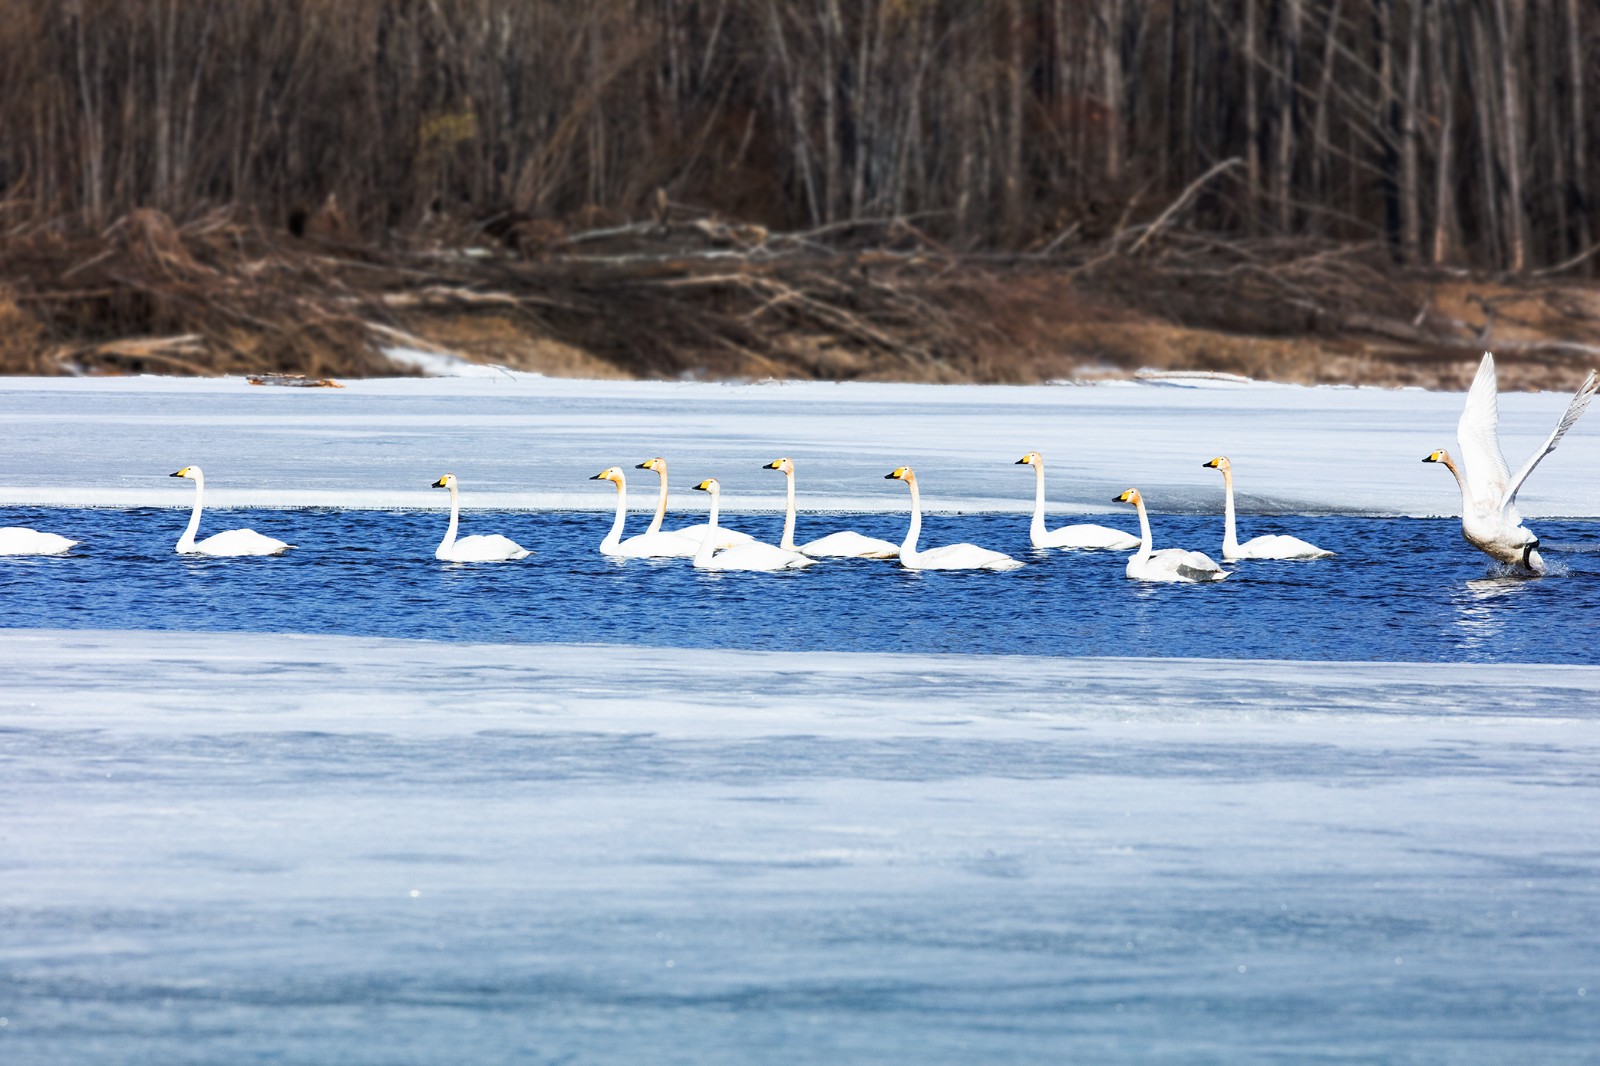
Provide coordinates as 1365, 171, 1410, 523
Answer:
1134, 498, 1153, 559
178, 475, 204, 550
695, 492, 720, 565
780, 470, 797, 551
647, 467, 667, 535
900, 478, 922, 561
602, 480, 627, 548
1220, 467, 1239, 553
1029, 462, 1046, 541
1441, 455, 1473, 512
439, 484, 460, 554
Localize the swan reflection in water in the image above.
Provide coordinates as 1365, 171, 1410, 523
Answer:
1452, 573, 1534, 651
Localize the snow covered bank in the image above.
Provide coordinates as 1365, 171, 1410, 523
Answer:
2, 628, 1597, 1063
3, 372, 1599, 516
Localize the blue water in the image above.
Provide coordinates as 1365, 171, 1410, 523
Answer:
3, 507, 1598, 662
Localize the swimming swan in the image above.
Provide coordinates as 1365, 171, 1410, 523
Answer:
431, 473, 531, 562
591, 467, 700, 558
885, 466, 1023, 571
169, 466, 291, 556
1014, 452, 1138, 549
1424, 351, 1599, 572
1201, 456, 1332, 560
766, 457, 898, 558
1113, 488, 1228, 582
637, 457, 752, 549
0, 524, 77, 556
689, 478, 815, 571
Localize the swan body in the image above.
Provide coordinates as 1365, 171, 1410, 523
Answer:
637, 457, 752, 549
169, 466, 290, 557
1114, 488, 1228, 582
1424, 352, 1598, 572
0, 526, 77, 555
767, 457, 898, 558
1201, 456, 1332, 560
591, 467, 701, 558
431, 474, 531, 562
885, 466, 1023, 571
1014, 452, 1138, 549
690, 479, 815, 571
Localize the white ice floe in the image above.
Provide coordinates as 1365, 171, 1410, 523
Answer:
2, 628, 1597, 1062
1, 370, 1597, 517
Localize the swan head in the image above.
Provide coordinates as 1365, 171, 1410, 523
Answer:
693, 478, 720, 495
766, 457, 794, 474
637, 457, 666, 473
169, 466, 199, 479
1114, 488, 1142, 506
884, 466, 913, 482
1422, 449, 1449, 464
1202, 456, 1230, 471
591, 467, 624, 485
1015, 452, 1041, 467
432, 473, 458, 490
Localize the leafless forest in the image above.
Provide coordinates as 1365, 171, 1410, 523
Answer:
1, 0, 1597, 384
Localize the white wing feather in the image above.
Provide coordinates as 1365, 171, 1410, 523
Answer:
1501, 368, 1599, 514
1456, 352, 1513, 509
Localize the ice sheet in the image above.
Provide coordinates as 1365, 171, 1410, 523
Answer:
2, 629, 1598, 1063
3, 371, 1599, 516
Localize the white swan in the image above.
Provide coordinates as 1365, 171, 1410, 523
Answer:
637, 457, 752, 549
591, 467, 700, 558
1014, 452, 1138, 549
766, 457, 898, 558
0, 524, 76, 556
430, 473, 531, 562
1113, 488, 1228, 582
1201, 456, 1332, 560
689, 478, 815, 571
884, 466, 1023, 571
1424, 351, 1598, 572
169, 466, 291, 556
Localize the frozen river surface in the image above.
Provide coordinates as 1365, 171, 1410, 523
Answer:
4, 373, 1600, 1061
2, 630, 1598, 1064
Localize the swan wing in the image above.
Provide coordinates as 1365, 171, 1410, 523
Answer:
193, 528, 290, 557
447, 534, 531, 562
798, 530, 900, 558
1037, 523, 1140, 550
1456, 352, 1514, 508
1501, 368, 1599, 515
0, 527, 77, 555
916, 542, 1022, 570
704, 540, 816, 571
1235, 534, 1333, 560
612, 530, 699, 558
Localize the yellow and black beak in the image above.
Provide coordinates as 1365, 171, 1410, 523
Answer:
694, 479, 714, 492
1421, 452, 1439, 463
766, 459, 783, 469
636, 459, 657, 470
432, 476, 448, 488
1014, 456, 1030, 465
589, 471, 608, 480
1202, 458, 1219, 468
168, 469, 186, 478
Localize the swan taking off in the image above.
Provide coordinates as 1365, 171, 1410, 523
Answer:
1113, 488, 1228, 583
637, 457, 752, 549
884, 467, 1023, 571
169, 466, 290, 557
689, 478, 815, 571
1201, 457, 1332, 560
1424, 351, 1599, 573
0, 523, 77, 556
430, 474, 531, 562
1014, 452, 1137, 550
591, 467, 699, 558
766, 457, 898, 558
